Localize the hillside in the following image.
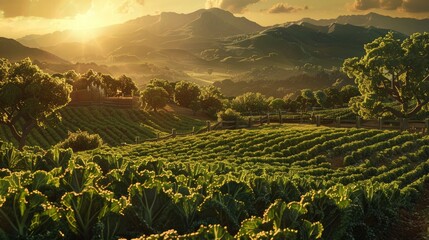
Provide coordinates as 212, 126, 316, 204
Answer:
214, 67, 352, 97
0, 37, 68, 64
299, 12, 429, 35
0, 106, 205, 148
219, 23, 403, 67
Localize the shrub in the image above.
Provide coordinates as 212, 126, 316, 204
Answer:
57, 131, 103, 152
217, 108, 243, 122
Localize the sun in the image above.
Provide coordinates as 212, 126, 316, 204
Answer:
69, 11, 102, 41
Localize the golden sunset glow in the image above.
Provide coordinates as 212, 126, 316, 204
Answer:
68, 12, 101, 40
0, 0, 428, 38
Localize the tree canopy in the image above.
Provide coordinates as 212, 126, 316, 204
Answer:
140, 87, 169, 112
0, 58, 72, 149
174, 81, 201, 108
343, 32, 429, 119
66, 70, 137, 97
231, 92, 270, 114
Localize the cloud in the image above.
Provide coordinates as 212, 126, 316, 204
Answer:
205, 0, 261, 13
402, 0, 429, 12
353, 0, 429, 12
267, 3, 308, 14
0, 0, 93, 18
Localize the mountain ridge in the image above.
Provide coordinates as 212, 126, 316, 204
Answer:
0, 37, 69, 64
298, 12, 429, 35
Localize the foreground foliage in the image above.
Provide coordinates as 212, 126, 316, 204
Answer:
0, 125, 428, 239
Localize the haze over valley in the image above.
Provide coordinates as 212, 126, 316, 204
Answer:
2, 6, 426, 94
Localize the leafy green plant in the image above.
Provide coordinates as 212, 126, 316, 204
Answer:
62, 187, 124, 240
0, 186, 60, 239
124, 182, 175, 234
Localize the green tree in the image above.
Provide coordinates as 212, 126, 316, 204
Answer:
0, 58, 72, 149
63, 70, 80, 85
174, 81, 201, 108
200, 86, 224, 117
101, 74, 120, 97
343, 32, 429, 118
300, 89, 315, 112
232, 92, 269, 114
140, 87, 169, 112
148, 79, 175, 101
73, 69, 102, 91
324, 87, 342, 108
340, 85, 360, 105
118, 75, 138, 96
314, 90, 328, 108
270, 98, 286, 113
284, 98, 299, 112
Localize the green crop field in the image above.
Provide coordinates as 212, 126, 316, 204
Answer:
1, 125, 428, 239
0, 106, 205, 148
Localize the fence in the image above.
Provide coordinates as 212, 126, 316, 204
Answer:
134, 113, 429, 144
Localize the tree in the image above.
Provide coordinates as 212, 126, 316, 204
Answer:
314, 90, 328, 108
200, 86, 224, 117
284, 98, 299, 112
101, 74, 120, 97
118, 75, 138, 96
324, 87, 342, 108
63, 70, 80, 85
174, 81, 201, 108
73, 69, 102, 91
300, 89, 315, 112
0, 58, 72, 149
140, 87, 169, 112
148, 79, 175, 101
269, 98, 286, 113
340, 85, 360, 105
343, 32, 429, 119
231, 92, 269, 114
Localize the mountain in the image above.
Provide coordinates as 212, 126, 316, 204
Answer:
13, 10, 414, 71
0, 37, 69, 64
299, 12, 429, 35
17, 8, 264, 63
218, 22, 404, 67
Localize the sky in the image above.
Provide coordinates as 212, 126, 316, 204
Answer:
0, 0, 428, 38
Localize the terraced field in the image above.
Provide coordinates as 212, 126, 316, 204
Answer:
0, 106, 205, 148
96, 125, 429, 239
1, 125, 429, 239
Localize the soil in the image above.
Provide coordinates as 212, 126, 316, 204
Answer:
329, 156, 345, 169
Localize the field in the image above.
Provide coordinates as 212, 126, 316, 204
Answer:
1, 124, 429, 239
0, 106, 205, 148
